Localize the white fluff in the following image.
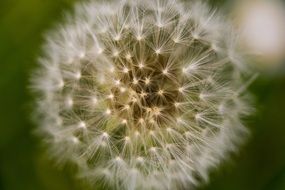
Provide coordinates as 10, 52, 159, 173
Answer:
32, 0, 253, 189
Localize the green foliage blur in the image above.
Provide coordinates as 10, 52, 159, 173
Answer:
0, 0, 285, 189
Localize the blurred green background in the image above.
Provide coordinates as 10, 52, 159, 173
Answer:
0, 0, 285, 189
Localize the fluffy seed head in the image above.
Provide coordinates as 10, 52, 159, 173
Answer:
32, 0, 252, 189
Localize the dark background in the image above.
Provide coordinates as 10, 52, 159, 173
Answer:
0, 0, 285, 189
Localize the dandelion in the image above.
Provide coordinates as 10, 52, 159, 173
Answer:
32, 0, 253, 189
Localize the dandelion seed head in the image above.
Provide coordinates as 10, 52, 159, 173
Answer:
32, 0, 253, 189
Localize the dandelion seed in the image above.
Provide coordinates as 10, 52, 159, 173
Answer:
162, 69, 168, 75
125, 136, 130, 141
157, 89, 164, 96
136, 35, 143, 41
65, 97, 73, 108
155, 48, 161, 54
124, 104, 130, 110
150, 147, 157, 152
120, 87, 126, 93
122, 119, 127, 124
114, 79, 120, 86
153, 107, 161, 116
123, 67, 129, 73
174, 102, 180, 107
144, 77, 151, 85
138, 118, 144, 124
133, 78, 138, 85
78, 121, 86, 129
91, 97, 97, 105
136, 156, 144, 163
125, 53, 132, 60
105, 109, 111, 115
134, 131, 140, 137
176, 117, 183, 123
178, 86, 185, 93
131, 97, 138, 103
173, 37, 180, 43
114, 34, 121, 41
79, 52, 85, 58
57, 80, 64, 89
74, 71, 81, 80
97, 48, 104, 54
113, 50, 119, 57
71, 136, 79, 144
138, 62, 144, 69
108, 93, 114, 99
102, 132, 109, 138
182, 67, 187, 74
109, 66, 115, 73
140, 91, 147, 97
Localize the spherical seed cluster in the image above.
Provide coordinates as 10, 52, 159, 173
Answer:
32, 0, 252, 189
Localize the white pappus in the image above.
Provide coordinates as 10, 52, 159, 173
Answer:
31, 0, 254, 189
